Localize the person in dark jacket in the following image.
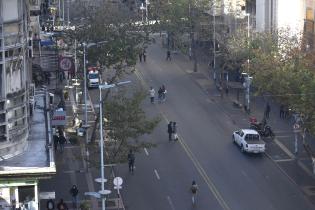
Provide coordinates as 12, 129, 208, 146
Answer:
166, 50, 171, 61
70, 185, 79, 208
53, 135, 59, 152
128, 150, 135, 173
168, 122, 173, 141
59, 135, 67, 153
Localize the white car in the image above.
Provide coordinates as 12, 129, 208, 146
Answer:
232, 129, 265, 153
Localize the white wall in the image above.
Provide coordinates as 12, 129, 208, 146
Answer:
2, 0, 19, 22
256, 0, 266, 32
277, 0, 305, 36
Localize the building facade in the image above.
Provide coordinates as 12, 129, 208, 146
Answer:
0, 0, 32, 159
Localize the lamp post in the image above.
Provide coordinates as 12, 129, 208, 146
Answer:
212, 1, 216, 81
99, 81, 131, 210
82, 43, 89, 145
246, 13, 250, 72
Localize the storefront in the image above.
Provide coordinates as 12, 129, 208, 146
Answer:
0, 179, 38, 210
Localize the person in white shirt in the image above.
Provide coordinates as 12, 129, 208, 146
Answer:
149, 87, 155, 104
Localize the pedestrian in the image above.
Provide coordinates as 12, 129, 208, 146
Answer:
161, 85, 167, 101
167, 121, 173, 141
57, 199, 68, 210
59, 135, 66, 153
149, 87, 155, 104
46, 199, 55, 210
142, 49, 146, 62
166, 50, 171, 61
53, 135, 59, 152
70, 185, 79, 209
138, 51, 142, 62
128, 149, 135, 173
264, 102, 271, 119
280, 104, 284, 119
158, 87, 163, 103
172, 122, 178, 141
284, 105, 289, 119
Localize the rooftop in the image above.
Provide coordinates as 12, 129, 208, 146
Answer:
0, 90, 56, 178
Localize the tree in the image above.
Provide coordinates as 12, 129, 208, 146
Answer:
64, 1, 153, 144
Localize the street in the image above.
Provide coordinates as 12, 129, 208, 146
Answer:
113, 36, 314, 210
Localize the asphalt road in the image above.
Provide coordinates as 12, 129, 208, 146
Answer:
86, 39, 315, 210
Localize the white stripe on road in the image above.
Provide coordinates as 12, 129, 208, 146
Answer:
167, 196, 176, 210
274, 139, 295, 159
154, 169, 160, 180
274, 158, 294, 162
144, 148, 149, 156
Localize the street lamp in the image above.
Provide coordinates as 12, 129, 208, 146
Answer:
98, 80, 131, 210
212, 1, 217, 82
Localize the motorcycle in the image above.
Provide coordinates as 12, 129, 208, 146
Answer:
249, 117, 275, 138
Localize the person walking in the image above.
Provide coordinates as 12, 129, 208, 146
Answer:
46, 199, 55, 210
59, 135, 66, 153
128, 149, 135, 173
70, 185, 79, 209
53, 135, 59, 152
149, 87, 155, 104
166, 50, 171, 61
167, 121, 173, 141
264, 102, 271, 119
158, 87, 163, 103
56, 199, 68, 210
142, 49, 146, 62
161, 85, 167, 101
138, 51, 142, 62
172, 122, 178, 141
280, 104, 284, 119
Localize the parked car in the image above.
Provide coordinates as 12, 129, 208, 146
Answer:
232, 129, 265, 153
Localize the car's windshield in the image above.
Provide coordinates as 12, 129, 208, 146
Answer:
88, 73, 98, 79
245, 134, 260, 141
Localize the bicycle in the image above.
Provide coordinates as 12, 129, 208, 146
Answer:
191, 181, 198, 206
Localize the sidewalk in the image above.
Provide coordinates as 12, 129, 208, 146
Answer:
155, 35, 315, 204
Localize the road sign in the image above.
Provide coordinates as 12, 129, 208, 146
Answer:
59, 56, 74, 71
39, 191, 55, 199
95, 178, 107, 183
293, 123, 301, 133
113, 177, 123, 186
51, 111, 66, 126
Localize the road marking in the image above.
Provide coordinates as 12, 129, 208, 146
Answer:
134, 68, 230, 210
297, 161, 314, 177
274, 139, 295, 159
154, 169, 160, 180
144, 148, 149, 156
274, 158, 294, 162
167, 196, 176, 210
274, 135, 292, 138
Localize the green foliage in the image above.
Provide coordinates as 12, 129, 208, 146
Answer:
225, 28, 315, 133
104, 90, 161, 163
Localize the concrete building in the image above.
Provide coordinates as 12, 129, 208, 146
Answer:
0, 0, 33, 159
255, 0, 315, 48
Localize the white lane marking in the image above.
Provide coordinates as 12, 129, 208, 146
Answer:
154, 169, 160, 180
274, 158, 294, 162
167, 196, 176, 210
274, 139, 295, 159
144, 148, 149, 156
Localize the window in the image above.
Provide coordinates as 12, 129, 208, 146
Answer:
245, 134, 260, 141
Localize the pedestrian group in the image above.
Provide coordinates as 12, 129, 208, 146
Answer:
168, 121, 178, 141
149, 85, 167, 104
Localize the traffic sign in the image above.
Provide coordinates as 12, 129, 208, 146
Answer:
113, 177, 123, 186
59, 56, 74, 71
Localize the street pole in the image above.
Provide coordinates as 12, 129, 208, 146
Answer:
145, 0, 148, 23
99, 88, 106, 210
67, 0, 70, 27
247, 13, 250, 72
62, 0, 65, 27
74, 39, 77, 102
213, 2, 216, 81
83, 43, 89, 145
